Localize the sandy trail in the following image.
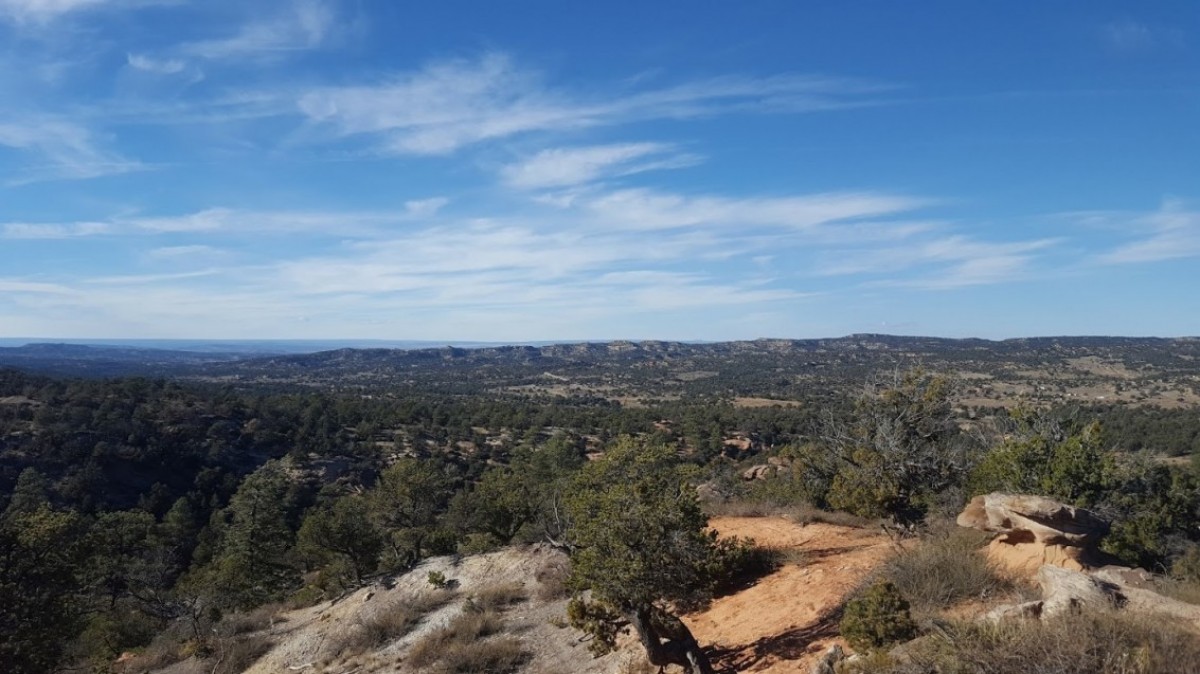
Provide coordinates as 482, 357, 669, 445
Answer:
686, 517, 894, 673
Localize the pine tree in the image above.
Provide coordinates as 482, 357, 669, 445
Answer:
207, 461, 297, 609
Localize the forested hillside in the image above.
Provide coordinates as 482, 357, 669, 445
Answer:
2, 346, 1200, 673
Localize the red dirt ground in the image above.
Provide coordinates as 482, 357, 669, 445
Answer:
686, 517, 895, 673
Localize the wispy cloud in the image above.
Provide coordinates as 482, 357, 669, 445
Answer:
0, 278, 73, 294
86, 269, 222, 285
820, 235, 1059, 289
0, 116, 143, 183
0, 203, 451, 238
296, 52, 889, 156
500, 142, 699, 189
1102, 20, 1182, 51
126, 52, 186, 74
1093, 200, 1200, 263
578, 188, 926, 232
180, 0, 337, 62
0, 0, 108, 23
144, 244, 226, 260
2, 220, 110, 239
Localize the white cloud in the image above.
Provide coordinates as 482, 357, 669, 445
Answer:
0, 0, 106, 22
87, 269, 221, 285
0, 203, 457, 238
1105, 20, 1155, 50
0, 117, 143, 183
296, 53, 888, 156
500, 142, 698, 189
144, 244, 225, 259
818, 234, 1059, 289
404, 197, 449, 218
899, 255, 1034, 290
181, 0, 336, 61
818, 236, 1057, 277
1094, 201, 1200, 264
126, 53, 186, 74
1102, 20, 1182, 51
0, 278, 73, 293
2, 221, 110, 238
579, 188, 926, 232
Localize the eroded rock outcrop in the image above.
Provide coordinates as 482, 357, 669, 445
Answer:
957, 493, 1108, 574
957, 493, 1108, 545
959, 493, 1200, 631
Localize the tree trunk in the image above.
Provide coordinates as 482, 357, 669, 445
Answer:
626, 604, 715, 674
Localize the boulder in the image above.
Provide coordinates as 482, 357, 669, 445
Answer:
957, 493, 1108, 546
809, 644, 844, 674
741, 464, 778, 481
1092, 567, 1200, 629
1037, 565, 1124, 617
981, 600, 1044, 624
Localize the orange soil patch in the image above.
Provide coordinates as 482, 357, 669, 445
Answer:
687, 517, 894, 673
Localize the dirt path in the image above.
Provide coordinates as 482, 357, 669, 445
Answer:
686, 517, 895, 673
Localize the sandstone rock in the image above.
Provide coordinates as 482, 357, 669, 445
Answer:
1091, 566, 1156, 590
985, 537, 1088, 576
741, 464, 777, 481
982, 565, 1200, 630
981, 600, 1044, 624
1037, 565, 1124, 616
957, 493, 1108, 546
809, 644, 844, 674
1092, 568, 1200, 629
695, 481, 724, 502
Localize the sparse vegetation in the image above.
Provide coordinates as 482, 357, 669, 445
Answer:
466, 582, 527, 612
842, 609, 1200, 674
405, 609, 521, 673
876, 523, 1016, 617
326, 590, 455, 657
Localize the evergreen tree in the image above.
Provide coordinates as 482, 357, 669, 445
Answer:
368, 458, 456, 570
297, 495, 382, 585
206, 461, 297, 609
563, 437, 719, 674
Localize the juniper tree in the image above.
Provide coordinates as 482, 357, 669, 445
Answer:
562, 437, 720, 674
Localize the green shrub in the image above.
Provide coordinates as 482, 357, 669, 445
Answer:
702, 536, 781, 599
1171, 543, 1200, 581
839, 580, 918, 652
969, 419, 1111, 507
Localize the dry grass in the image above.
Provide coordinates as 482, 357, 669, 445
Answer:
704, 497, 869, 528
406, 610, 510, 671
218, 603, 285, 636
433, 637, 529, 673
466, 582, 527, 612
876, 522, 1019, 618
207, 634, 274, 674
533, 557, 571, 601
326, 590, 456, 657
616, 653, 658, 674
123, 636, 188, 673
844, 609, 1200, 674
125, 611, 280, 674
1153, 576, 1200, 605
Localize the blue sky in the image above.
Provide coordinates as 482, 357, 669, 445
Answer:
0, 0, 1197, 341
